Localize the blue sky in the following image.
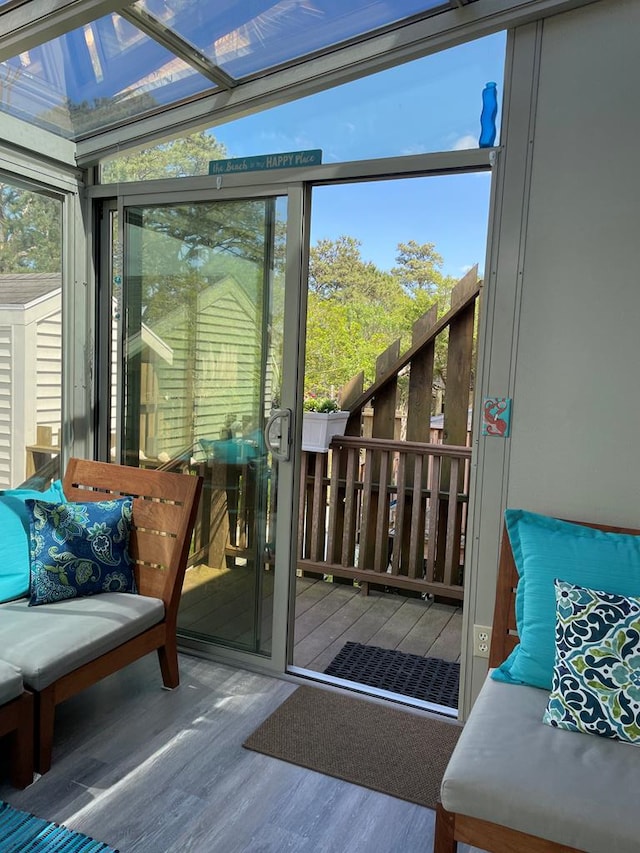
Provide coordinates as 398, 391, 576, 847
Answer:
213, 31, 506, 278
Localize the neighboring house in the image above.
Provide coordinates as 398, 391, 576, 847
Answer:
0, 273, 177, 487
147, 272, 275, 460
0, 266, 272, 480
0, 273, 61, 488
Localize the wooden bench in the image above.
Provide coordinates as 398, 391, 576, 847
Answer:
0, 663, 33, 788
435, 520, 640, 853
0, 458, 202, 774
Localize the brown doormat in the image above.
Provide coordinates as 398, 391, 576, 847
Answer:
242, 685, 461, 809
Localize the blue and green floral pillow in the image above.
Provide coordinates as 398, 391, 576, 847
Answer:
26, 497, 137, 606
543, 579, 640, 744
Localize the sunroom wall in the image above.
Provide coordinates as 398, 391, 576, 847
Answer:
464, 0, 640, 710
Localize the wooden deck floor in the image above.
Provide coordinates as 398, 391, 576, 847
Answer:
178, 563, 462, 703
293, 577, 462, 673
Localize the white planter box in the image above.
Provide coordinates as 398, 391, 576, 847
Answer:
301, 411, 349, 452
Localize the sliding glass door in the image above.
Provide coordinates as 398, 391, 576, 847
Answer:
117, 190, 298, 661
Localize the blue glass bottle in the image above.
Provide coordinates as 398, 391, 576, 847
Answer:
479, 82, 498, 148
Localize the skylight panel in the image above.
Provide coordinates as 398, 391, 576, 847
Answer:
134, 0, 449, 79
0, 12, 215, 139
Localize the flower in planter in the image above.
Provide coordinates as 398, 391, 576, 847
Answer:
301, 397, 349, 452
303, 396, 340, 413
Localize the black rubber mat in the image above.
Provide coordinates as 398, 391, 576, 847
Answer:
324, 642, 459, 708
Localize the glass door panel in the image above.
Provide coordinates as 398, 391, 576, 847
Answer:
122, 196, 286, 655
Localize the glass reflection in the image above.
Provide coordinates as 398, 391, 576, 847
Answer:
135, 0, 448, 78
122, 197, 286, 655
0, 12, 213, 138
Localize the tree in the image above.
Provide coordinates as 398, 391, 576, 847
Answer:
391, 240, 459, 385
101, 131, 228, 183
0, 133, 229, 275
101, 133, 287, 328
0, 183, 61, 273
305, 236, 413, 396
392, 239, 456, 315
304, 236, 467, 399
309, 235, 399, 306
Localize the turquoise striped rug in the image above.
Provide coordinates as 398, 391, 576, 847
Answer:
0, 801, 118, 852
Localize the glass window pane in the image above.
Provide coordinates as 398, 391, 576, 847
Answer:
135, 0, 448, 78
101, 33, 505, 180
0, 179, 62, 487
0, 13, 214, 139
214, 32, 505, 162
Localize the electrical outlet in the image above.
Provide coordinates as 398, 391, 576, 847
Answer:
473, 625, 492, 658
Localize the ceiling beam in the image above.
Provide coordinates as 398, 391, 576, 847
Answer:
119, 6, 237, 89
0, 0, 131, 61
0, 107, 77, 173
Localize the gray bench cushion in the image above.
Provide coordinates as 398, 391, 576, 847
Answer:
441, 674, 639, 853
0, 593, 164, 691
0, 660, 23, 705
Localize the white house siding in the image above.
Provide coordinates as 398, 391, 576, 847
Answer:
36, 308, 62, 443
145, 277, 262, 460
146, 302, 189, 459
0, 279, 61, 488
194, 281, 261, 448
0, 326, 13, 487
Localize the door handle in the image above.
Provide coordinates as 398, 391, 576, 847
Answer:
264, 408, 292, 462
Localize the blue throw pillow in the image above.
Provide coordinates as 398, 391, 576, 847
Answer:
26, 497, 136, 606
543, 580, 640, 743
492, 509, 640, 690
0, 479, 66, 603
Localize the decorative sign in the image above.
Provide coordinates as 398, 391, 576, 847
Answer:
209, 149, 322, 175
482, 397, 512, 437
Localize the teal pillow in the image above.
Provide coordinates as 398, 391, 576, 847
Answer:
26, 497, 136, 606
543, 580, 640, 743
492, 509, 640, 690
0, 479, 66, 603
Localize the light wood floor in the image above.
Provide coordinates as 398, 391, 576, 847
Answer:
0, 654, 485, 853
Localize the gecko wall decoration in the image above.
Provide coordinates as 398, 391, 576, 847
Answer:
481, 397, 512, 437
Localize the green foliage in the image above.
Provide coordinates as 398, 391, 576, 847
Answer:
305, 236, 461, 399
68, 93, 159, 138
309, 235, 402, 306
132, 198, 285, 329
303, 396, 340, 413
101, 131, 228, 183
0, 183, 61, 273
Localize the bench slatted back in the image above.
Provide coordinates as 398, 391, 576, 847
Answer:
63, 458, 202, 616
489, 516, 640, 669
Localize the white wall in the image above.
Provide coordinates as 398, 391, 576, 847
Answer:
464, 0, 640, 712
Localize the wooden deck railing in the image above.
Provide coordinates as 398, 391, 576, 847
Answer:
298, 436, 471, 600
80, 434, 471, 603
